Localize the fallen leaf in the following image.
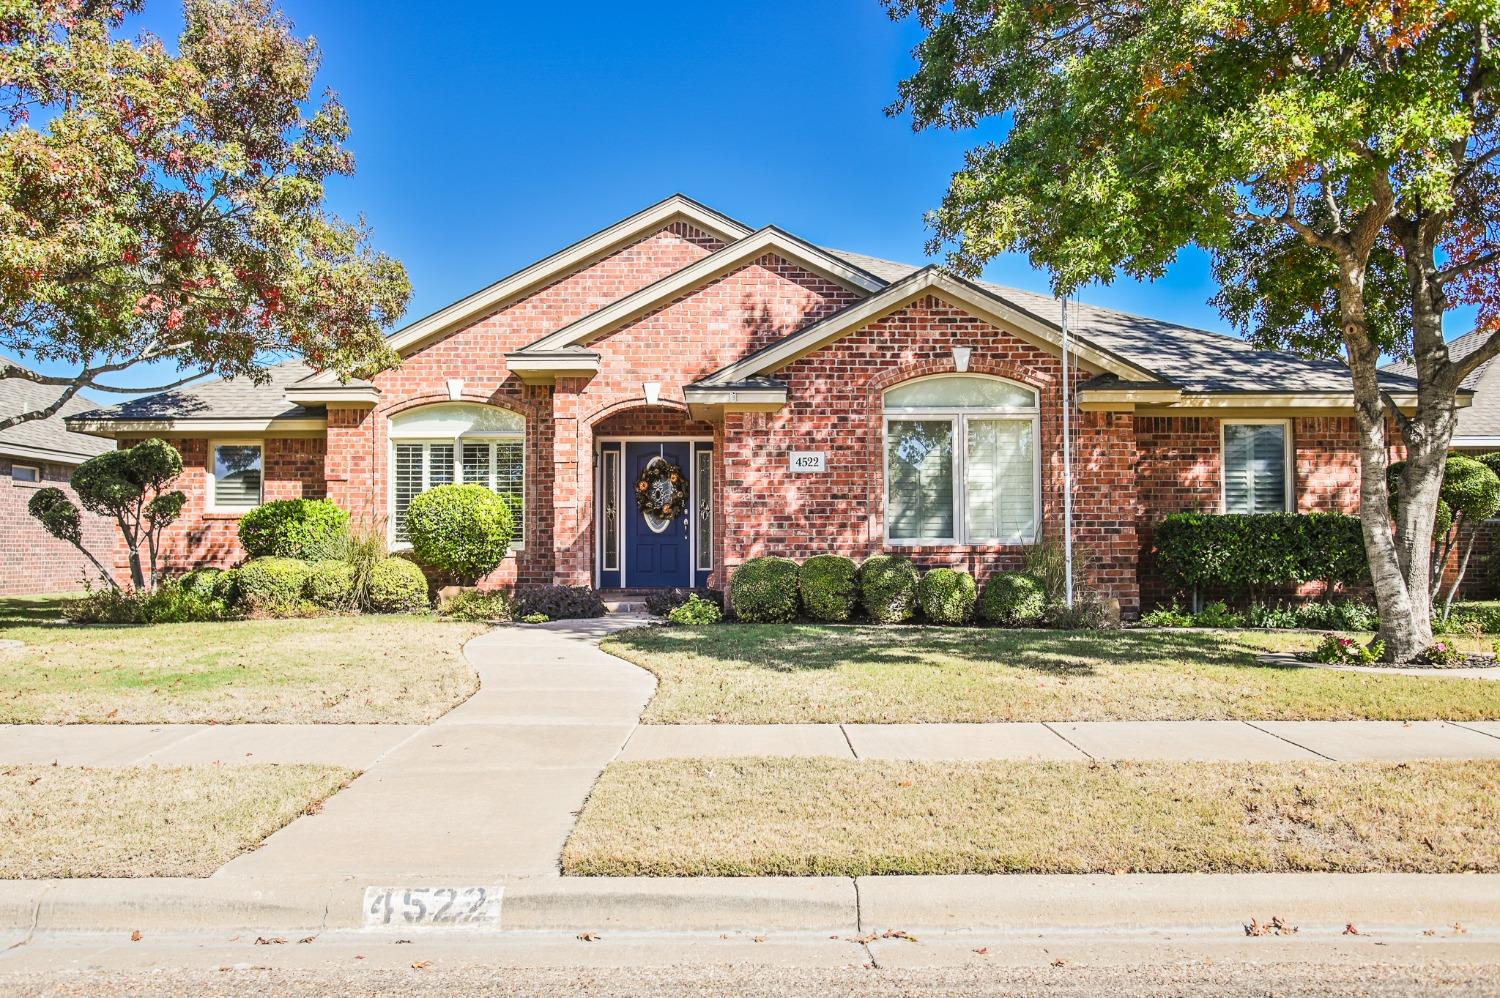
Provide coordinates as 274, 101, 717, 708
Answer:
973, 946, 989, 955
577, 932, 600, 942
1051, 958, 1067, 967
1424, 929, 1437, 937
881, 929, 919, 942
395, 939, 412, 944
254, 937, 287, 946
752, 935, 766, 943
129, 930, 142, 942
297, 936, 316, 944
896, 779, 913, 788
411, 960, 431, 970
1453, 922, 1468, 935
1343, 923, 1360, 936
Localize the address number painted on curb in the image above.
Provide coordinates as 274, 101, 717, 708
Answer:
363, 886, 503, 929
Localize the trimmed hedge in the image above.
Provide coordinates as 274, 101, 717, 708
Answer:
860, 555, 920, 623
367, 557, 430, 613
728, 556, 801, 623
235, 557, 312, 615
800, 555, 859, 622
238, 499, 349, 560
980, 571, 1047, 626
1153, 512, 1368, 598
306, 560, 356, 609
405, 484, 515, 584
177, 567, 221, 600
918, 568, 977, 625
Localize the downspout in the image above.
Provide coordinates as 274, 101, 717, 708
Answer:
1061, 296, 1075, 610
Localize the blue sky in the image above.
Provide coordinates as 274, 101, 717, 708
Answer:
21, 0, 1479, 394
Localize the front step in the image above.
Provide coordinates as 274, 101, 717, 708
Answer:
602, 598, 649, 614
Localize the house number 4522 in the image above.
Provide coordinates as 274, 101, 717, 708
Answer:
789, 451, 826, 473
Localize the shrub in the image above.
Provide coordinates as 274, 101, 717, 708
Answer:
917, 568, 977, 625
859, 555, 920, 623
728, 556, 801, 623
1044, 590, 1113, 630
1154, 512, 1368, 600
440, 589, 513, 623
979, 572, 1047, 626
1193, 600, 1244, 628
62, 580, 229, 624
367, 557, 430, 613
211, 567, 241, 605
514, 585, 605, 620
643, 588, 724, 616
177, 567, 221, 599
238, 499, 349, 560
234, 557, 312, 616
1140, 602, 1196, 628
405, 484, 515, 584
305, 560, 356, 609
1022, 539, 1097, 607
668, 595, 723, 625
341, 517, 389, 611
1298, 599, 1379, 632
796, 555, 858, 622
521, 612, 549, 624
1304, 633, 1384, 665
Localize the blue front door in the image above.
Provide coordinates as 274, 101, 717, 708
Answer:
625, 442, 693, 588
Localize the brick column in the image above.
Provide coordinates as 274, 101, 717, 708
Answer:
324, 405, 376, 521
550, 378, 594, 585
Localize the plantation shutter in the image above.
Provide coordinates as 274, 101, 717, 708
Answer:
1223, 423, 1288, 514
393, 444, 426, 542
212, 444, 262, 509
461, 440, 524, 543
965, 419, 1034, 541
887, 420, 955, 540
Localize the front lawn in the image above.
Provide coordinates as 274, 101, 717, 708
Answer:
0, 763, 354, 877
603, 625, 1500, 723
0, 595, 484, 723
564, 757, 1500, 877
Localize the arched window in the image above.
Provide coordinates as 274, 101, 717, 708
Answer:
388, 403, 525, 545
883, 375, 1039, 544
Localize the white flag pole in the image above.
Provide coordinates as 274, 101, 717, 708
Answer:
1061, 294, 1075, 610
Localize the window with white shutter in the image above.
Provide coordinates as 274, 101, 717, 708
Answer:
388, 404, 525, 546
1222, 421, 1291, 514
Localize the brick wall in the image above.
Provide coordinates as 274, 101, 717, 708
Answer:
0, 457, 116, 595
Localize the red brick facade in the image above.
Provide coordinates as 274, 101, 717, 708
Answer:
134, 217, 1388, 615
1, 457, 116, 595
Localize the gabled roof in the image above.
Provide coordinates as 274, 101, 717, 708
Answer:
301, 194, 754, 384
0, 361, 114, 463
68, 361, 325, 433
1384, 329, 1499, 440
513, 227, 889, 355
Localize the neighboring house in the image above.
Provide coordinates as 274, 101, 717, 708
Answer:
68, 195, 1437, 615
1384, 328, 1500, 453
0, 364, 115, 596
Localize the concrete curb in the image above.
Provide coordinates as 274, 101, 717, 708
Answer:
4, 874, 1498, 937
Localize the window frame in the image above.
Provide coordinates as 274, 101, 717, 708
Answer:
387, 407, 526, 550
881, 375, 1042, 547
9, 463, 41, 486
206, 439, 264, 514
1219, 418, 1294, 515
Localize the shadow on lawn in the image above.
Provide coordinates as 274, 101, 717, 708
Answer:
0, 594, 74, 629
619, 624, 1295, 677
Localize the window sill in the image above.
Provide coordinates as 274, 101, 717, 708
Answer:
885, 538, 1038, 550
204, 509, 253, 520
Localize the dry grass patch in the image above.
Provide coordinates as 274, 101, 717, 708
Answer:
564, 758, 1500, 877
0, 763, 355, 878
0, 599, 484, 723
604, 625, 1500, 723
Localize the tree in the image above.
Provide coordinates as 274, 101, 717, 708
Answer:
0, 0, 410, 430
1390, 453, 1500, 619
29, 438, 186, 590
888, 0, 1500, 660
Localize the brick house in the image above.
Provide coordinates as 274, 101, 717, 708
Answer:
1, 365, 114, 596
67, 195, 1441, 616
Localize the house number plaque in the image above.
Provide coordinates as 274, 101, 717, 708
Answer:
789, 451, 826, 473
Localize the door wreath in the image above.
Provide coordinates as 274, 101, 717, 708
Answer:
636, 456, 688, 523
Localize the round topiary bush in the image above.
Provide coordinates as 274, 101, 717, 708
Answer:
860, 555, 919, 623
238, 499, 349, 560
177, 567, 222, 599
305, 560, 356, 609
235, 557, 312, 616
367, 556, 430, 613
728, 556, 801, 623
800, 554, 859, 622
980, 571, 1047, 626
405, 484, 515, 584
918, 568, 977, 625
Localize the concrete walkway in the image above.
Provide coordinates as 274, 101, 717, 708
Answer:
209, 614, 655, 882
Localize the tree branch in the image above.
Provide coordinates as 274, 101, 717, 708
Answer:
1436, 248, 1500, 286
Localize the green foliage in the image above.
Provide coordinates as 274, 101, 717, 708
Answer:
27, 488, 82, 546
405, 484, 515, 585
1140, 603, 1197, 628
305, 560, 356, 609
799, 555, 860, 622
340, 518, 388, 611
1424, 640, 1467, 668
979, 571, 1047, 626
439, 589, 513, 623
211, 567, 241, 604
668, 595, 723, 626
366, 557, 429, 613
237, 499, 349, 560
918, 568, 977, 625
514, 585, 606, 620
0, 0, 409, 432
644, 588, 724, 617
1193, 601, 1244, 628
859, 555, 920, 624
1305, 634, 1385, 666
1021, 538, 1094, 608
1153, 513, 1368, 598
177, 568, 221, 599
728, 556, 801, 623
234, 557, 312, 616
62, 579, 230, 625
521, 612, 550, 624
1146, 598, 1380, 631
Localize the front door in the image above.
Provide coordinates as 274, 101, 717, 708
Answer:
625, 442, 693, 588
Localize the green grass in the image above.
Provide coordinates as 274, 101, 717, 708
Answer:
0, 763, 355, 877
0, 595, 485, 723
564, 757, 1500, 877
603, 624, 1500, 723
